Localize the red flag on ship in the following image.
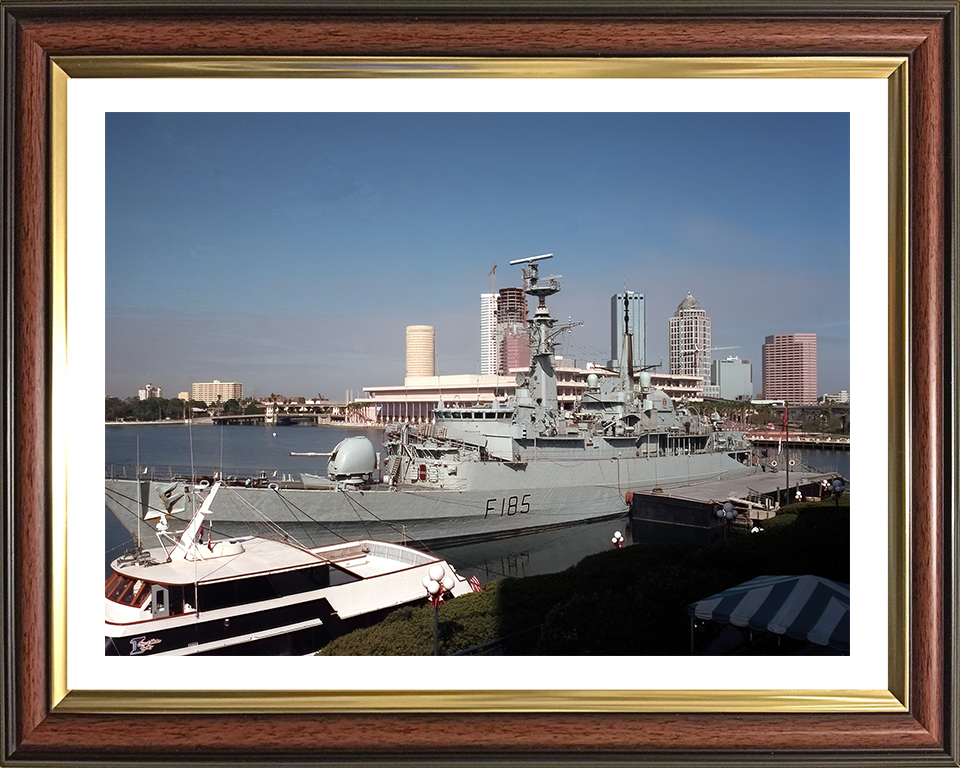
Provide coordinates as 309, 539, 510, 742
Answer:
468, 575, 483, 593
781, 407, 789, 433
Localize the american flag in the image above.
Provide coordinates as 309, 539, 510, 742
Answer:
468, 575, 483, 593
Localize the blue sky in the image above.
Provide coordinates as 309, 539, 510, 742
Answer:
106, 112, 849, 401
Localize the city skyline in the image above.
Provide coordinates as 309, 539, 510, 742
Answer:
106, 112, 850, 400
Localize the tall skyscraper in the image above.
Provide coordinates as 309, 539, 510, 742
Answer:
669, 292, 711, 389
479, 295, 499, 375
405, 325, 436, 377
608, 291, 645, 372
762, 333, 818, 404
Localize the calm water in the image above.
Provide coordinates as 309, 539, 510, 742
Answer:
104, 423, 849, 580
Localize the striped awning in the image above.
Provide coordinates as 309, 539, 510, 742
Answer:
688, 575, 849, 652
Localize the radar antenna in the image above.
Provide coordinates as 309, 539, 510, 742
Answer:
510, 253, 561, 304
508, 253, 553, 266
510, 253, 576, 356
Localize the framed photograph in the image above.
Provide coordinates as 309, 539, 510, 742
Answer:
2, 2, 957, 766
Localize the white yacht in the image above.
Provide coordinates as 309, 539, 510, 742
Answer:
105, 482, 472, 656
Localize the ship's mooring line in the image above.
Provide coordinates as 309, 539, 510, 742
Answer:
105, 486, 179, 525
225, 486, 350, 547
334, 497, 512, 581
260, 487, 353, 544
331, 489, 502, 569
222, 487, 310, 546
334, 490, 469, 560
356, 491, 476, 544
105, 537, 139, 558
105, 485, 278, 545
336, 490, 422, 548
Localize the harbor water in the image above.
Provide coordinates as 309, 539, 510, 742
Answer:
105, 423, 850, 580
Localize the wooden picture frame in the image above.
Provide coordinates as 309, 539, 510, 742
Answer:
2, 2, 957, 765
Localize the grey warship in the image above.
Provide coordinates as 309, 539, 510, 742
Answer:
105, 255, 761, 548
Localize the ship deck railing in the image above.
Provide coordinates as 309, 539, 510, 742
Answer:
105, 463, 300, 485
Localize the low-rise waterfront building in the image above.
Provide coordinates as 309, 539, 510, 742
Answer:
821, 390, 850, 404
360, 365, 703, 423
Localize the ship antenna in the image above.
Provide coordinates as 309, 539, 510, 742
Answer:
509, 253, 560, 355
621, 293, 635, 386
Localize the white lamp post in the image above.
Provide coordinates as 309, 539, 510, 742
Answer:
715, 501, 738, 541
612, 531, 624, 549
831, 478, 844, 505
423, 564, 455, 656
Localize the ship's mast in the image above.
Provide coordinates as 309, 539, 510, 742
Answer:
510, 253, 560, 352
509, 253, 562, 408
619, 293, 635, 390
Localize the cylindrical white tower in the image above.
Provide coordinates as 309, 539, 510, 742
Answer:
406, 325, 436, 377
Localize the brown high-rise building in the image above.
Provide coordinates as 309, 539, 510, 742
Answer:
762, 333, 818, 404
496, 287, 529, 374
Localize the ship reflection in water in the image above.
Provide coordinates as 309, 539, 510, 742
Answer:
434, 513, 633, 582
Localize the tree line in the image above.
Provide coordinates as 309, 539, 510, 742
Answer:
702, 400, 849, 435
105, 396, 264, 422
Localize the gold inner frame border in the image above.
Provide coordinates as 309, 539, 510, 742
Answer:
50, 55, 908, 715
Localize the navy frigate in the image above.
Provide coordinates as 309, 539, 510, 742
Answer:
106, 255, 761, 548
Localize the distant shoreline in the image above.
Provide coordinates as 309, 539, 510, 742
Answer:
105, 419, 385, 430
105, 419, 208, 427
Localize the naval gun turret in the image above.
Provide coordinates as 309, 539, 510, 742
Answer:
327, 436, 377, 486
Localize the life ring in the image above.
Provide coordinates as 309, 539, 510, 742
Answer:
197, 479, 210, 489
789, 459, 796, 466
771, 460, 778, 467
268, 482, 280, 491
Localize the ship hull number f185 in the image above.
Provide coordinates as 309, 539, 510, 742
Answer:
485, 494, 531, 519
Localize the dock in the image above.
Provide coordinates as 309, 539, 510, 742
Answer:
628, 468, 844, 544
746, 432, 850, 450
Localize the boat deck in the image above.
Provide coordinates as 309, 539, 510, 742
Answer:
111, 538, 432, 585
332, 553, 412, 578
